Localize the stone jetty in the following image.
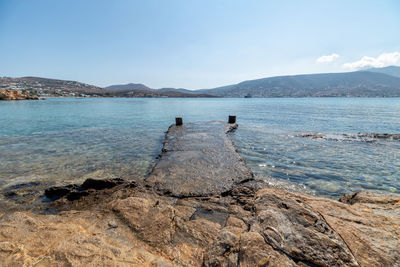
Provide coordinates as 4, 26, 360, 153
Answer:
146, 121, 253, 197
0, 121, 399, 266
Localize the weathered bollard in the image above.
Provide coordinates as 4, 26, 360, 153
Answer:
175, 117, 183, 126
228, 115, 236, 124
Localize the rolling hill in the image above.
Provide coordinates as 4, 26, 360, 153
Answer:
3, 66, 400, 98
0, 76, 105, 96
105, 66, 400, 97
105, 83, 151, 91
0, 77, 215, 98
197, 68, 400, 97
365, 66, 400, 78
104, 83, 196, 94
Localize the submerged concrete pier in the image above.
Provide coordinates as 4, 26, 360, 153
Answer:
146, 121, 253, 197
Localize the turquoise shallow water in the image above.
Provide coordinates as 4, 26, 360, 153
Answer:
0, 97, 399, 200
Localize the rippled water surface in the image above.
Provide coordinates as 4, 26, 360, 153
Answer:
1, 98, 399, 201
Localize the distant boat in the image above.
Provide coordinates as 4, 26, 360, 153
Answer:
244, 93, 252, 98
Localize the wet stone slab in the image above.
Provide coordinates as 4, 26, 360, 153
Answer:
146, 121, 254, 197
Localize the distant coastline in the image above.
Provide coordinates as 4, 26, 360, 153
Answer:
1, 65, 400, 98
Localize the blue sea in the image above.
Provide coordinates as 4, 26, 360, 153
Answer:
1, 98, 399, 203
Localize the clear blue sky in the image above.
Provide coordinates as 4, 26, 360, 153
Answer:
1, 0, 399, 89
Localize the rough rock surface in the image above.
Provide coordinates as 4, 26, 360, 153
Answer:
146, 121, 254, 197
0, 89, 39, 100
0, 121, 399, 266
1, 185, 399, 266
257, 188, 400, 267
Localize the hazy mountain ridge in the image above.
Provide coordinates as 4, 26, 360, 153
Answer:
105, 66, 400, 97
0, 76, 105, 97
157, 88, 195, 94
2, 66, 400, 98
104, 83, 195, 94
105, 83, 151, 91
109, 89, 218, 98
197, 67, 400, 97
0, 77, 214, 98
365, 66, 400, 78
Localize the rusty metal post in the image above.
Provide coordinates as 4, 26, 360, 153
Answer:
228, 115, 236, 124
175, 117, 183, 126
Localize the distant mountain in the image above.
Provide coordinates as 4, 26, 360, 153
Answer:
0, 77, 217, 98
104, 83, 196, 94
197, 70, 400, 97
110, 89, 218, 98
105, 83, 151, 91
0, 76, 105, 96
4, 66, 400, 98
365, 66, 400, 78
157, 88, 196, 94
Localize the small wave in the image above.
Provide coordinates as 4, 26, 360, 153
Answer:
250, 174, 316, 196
296, 133, 400, 142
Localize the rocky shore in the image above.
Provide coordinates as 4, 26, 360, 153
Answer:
0, 121, 399, 266
0, 89, 39, 100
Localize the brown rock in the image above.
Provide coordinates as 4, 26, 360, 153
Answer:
1, 186, 399, 266
0, 211, 176, 266
0, 89, 39, 100
226, 216, 248, 231
253, 188, 359, 266
239, 231, 295, 267
260, 188, 400, 267
307, 191, 400, 266
339, 191, 400, 221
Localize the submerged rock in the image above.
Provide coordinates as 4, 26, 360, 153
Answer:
44, 184, 80, 200
44, 178, 125, 201
297, 132, 400, 142
2, 182, 43, 210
